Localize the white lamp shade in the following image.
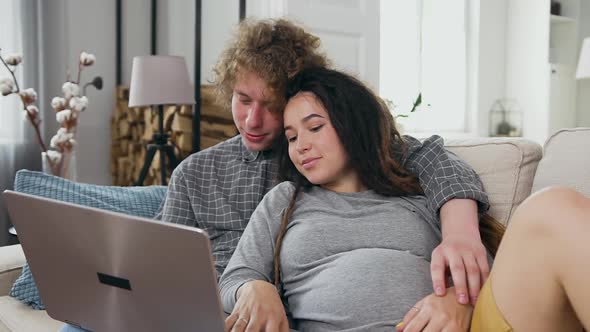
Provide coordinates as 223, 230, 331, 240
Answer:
128, 55, 195, 107
576, 37, 590, 79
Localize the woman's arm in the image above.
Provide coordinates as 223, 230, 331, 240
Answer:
218, 204, 278, 311
219, 183, 294, 332
396, 287, 472, 332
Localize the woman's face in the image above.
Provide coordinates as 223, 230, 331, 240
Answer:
283, 92, 363, 193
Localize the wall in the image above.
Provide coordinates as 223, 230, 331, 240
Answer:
158, 0, 239, 84
476, 0, 508, 137
577, 0, 590, 126
39, 0, 116, 185
478, 0, 589, 140
40, 0, 238, 185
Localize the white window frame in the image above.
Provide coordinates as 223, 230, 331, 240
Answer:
0, 0, 24, 142
380, 0, 479, 139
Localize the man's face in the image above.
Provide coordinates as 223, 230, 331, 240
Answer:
231, 71, 283, 152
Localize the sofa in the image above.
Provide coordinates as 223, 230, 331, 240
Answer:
0, 128, 588, 331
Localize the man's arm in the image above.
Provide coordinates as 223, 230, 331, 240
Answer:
402, 135, 489, 215
159, 163, 198, 227
434, 199, 489, 304
402, 135, 489, 304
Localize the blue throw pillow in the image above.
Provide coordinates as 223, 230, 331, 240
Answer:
9, 170, 167, 309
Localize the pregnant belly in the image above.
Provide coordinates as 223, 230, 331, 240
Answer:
286, 248, 433, 331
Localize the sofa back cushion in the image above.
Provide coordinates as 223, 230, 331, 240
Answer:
445, 138, 543, 225
532, 127, 590, 196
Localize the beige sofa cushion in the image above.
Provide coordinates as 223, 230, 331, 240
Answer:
0, 245, 26, 297
0, 296, 63, 332
446, 138, 542, 225
532, 128, 590, 196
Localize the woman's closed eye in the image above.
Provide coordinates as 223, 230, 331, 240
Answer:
285, 124, 324, 143
310, 124, 324, 133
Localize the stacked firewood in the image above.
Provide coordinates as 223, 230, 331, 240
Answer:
111, 85, 238, 186
198, 85, 238, 149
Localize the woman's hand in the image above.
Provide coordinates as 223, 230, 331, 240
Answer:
225, 280, 290, 332
396, 287, 473, 332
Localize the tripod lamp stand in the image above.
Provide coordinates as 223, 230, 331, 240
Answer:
129, 56, 195, 186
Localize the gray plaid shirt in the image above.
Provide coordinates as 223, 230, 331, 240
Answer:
159, 135, 488, 277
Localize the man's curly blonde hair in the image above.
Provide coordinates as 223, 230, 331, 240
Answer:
212, 18, 330, 112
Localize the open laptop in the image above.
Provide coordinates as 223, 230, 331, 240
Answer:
3, 190, 225, 332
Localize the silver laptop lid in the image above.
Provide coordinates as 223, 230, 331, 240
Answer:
3, 190, 224, 332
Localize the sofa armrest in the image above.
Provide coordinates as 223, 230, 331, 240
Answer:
0, 245, 26, 296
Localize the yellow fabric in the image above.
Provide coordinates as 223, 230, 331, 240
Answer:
471, 277, 513, 332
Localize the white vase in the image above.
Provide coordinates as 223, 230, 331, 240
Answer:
41, 149, 77, 181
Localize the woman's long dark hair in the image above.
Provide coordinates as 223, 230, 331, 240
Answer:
272, 67, 505, 287
273, 67, 424, 286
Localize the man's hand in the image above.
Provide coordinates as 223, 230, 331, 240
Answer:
396, 287, 473, 332
431, 235, 489, 304
225, 280, 289, 332
434, 199, 489, 305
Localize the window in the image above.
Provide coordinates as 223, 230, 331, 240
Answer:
0, 0, 23, 141
380, 0, 471, 135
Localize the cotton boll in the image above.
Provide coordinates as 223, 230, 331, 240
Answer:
51, 97, 67, 109
56, 109, 73, 124
4, 54, 22, 66
50, 128, 74, 148
26, 105, 39, 116
79, 96, 88, 108
19, 88, 37, 104
57, 127, 68, 136
0, 78, 15, 95
25, 105, 41, 125
69, 96, 88, 112
50, 134, 60, 148
79, 52, 96, 66
62, 82, 80, 98
45, 150, 62, 163
0, 85, 13, 96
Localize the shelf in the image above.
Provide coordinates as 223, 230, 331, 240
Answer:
550, 15, 576, 24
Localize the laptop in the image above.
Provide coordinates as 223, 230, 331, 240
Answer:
3, 190, 225, 332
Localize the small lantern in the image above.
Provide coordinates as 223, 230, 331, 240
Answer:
489, 99, 523, 137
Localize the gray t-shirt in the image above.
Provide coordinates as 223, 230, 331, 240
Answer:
219, 182, 442, 331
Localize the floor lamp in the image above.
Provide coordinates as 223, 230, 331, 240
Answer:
129, 56, 195, 186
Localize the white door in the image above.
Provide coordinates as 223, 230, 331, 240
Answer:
247, 0, 380, 90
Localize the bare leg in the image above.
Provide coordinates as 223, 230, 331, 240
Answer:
491, 187, 589, 331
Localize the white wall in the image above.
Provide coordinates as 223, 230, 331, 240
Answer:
122, 0, 239, 86
577, 1, 590, 127
505, 0, 551, 144
40, 0, 238, 185
476, 0, 508, 137
121, 0, 151, 87
201, 1, 240, 83
40, 0, 116, 185
477, 0, 590, 141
